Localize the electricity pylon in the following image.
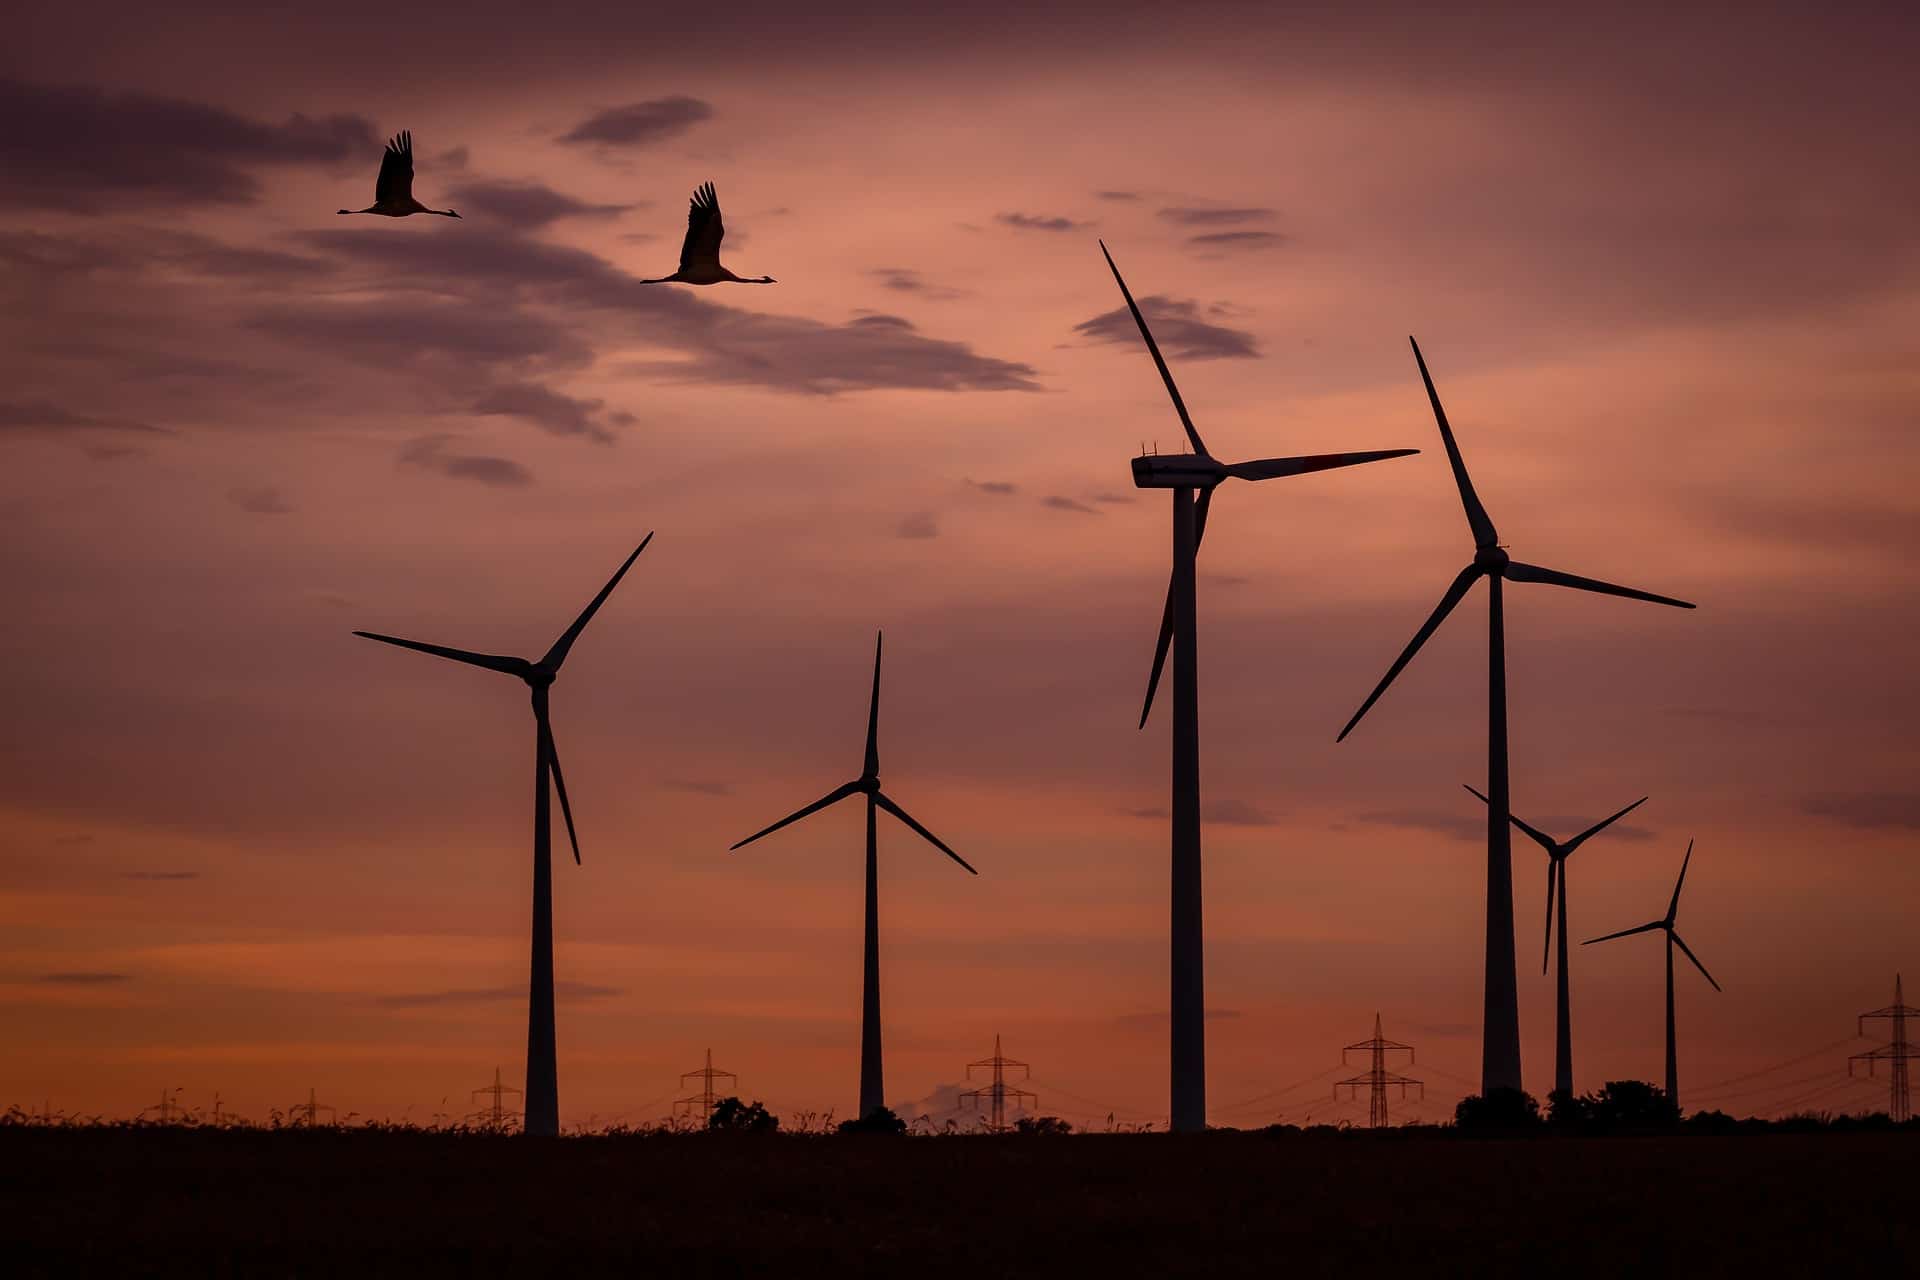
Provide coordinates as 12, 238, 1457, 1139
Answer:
674, 1049, 738, 1124
960, 1034, 1036, 1133
290, 1087, 337, 1128
472, 1066, 524, 1130
1850, 973, 1915, 1123
1336, 1014, 1422, 1128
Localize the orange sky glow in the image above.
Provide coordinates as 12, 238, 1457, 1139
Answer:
3, 2, 1916, 1129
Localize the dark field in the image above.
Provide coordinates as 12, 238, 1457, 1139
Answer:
6, 1127, 1910, 1277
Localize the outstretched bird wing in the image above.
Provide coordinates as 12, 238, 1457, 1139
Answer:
681, 181, 725, 273
375, 131, 414, 205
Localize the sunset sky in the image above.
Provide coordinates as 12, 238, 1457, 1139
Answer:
4, 2, 1916, 1128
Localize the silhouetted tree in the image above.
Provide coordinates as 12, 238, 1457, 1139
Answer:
708, 1097, 779, 1134
1013, 1115, 1073, 1135
1547, 1088, 1591, 1131
1583, 1080, 1679, 1132
837, 1106, 907, 1135
1453, 1088, 1543, 1132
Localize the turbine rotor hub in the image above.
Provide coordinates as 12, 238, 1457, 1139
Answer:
1475, 545, 1510, 572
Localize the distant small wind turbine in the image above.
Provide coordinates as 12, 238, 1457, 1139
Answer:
1337, 337, 1695, 1098
728, 632, 973, 1121
640, 182, 775, 284
1099, 240, 1417, 1133
354, 535, 651, 1136
1584, 839, 1721, 1110
1465, 784, 1647, 1098
337, 131, 460, 218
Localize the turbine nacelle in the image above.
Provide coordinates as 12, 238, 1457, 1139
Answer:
1132, 453, 1224, 489
1474, 545, 1510, 573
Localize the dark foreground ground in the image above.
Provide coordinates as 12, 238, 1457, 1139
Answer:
5, 1127, 1911, 1277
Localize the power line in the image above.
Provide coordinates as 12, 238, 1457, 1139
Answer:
1849, 973, 1914, 1123
959, 1034, 1036, 1133
1334, 1013, 1422, 1128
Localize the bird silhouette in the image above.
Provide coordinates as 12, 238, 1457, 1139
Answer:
337, 131, 460, 219
640, 182, 774, 284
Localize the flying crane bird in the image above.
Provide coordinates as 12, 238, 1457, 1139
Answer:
640, 182, 775, 284
337, 130, 461, 218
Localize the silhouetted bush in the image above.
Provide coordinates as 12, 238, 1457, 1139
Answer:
708, 1097, 779, 1134
837, 1106, 907, 1135
1013, 1115, 1073, 1135
1453, 1088, 1543, 1132
1686, 1109, 1739, 1134
1583, 1080, 1680, 1132
1547, 1088, 1590, 1131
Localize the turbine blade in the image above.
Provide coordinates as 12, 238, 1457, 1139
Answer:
1221, 449, 1417, 482
1098, 241, 1207, 456
1564, 796, 1650, 854
1409, 337, 1498, 549
1504, 561, 1694, 610
728, 780, 862, 851
541, 714, 582, 865
865, 631, 882, 778
1141, 489, 1212, 729
352, 631, 529, 677
1582, 921, 1664, 946
1671, 931, 1722, 992
1336, 564, 1482, 742
875, 791, 977, 875
1543, 857, 1557, 975
539, 533, 654, 671
1461, 783, 1558, 854
1666, 838, 1694, 922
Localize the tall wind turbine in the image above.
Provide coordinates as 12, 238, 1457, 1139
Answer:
1584, 840, 1721, 1109
1465, 784, 1647, 1098
729, 632, 975, 1121
1099, 242, 1419, 1132
354, 535, 651, 1137
1337, 339, 1694, 1095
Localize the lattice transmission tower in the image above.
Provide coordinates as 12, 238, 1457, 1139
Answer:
289, 1087, 337, 1128
1336, 1014, 1422, 1128
1849, 973, 1914, 1123
960, 1034, 1036, 1132
674, 1049, 738, 1124
472, 1066, 524, 1130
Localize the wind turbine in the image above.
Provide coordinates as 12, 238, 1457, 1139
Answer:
1336, 338, 1694, 1096
728, 632, 975, 1121
354, 535, 651, 1137
1584, 840, 1721, 1110
1465, 784, 1647, 1098
1099, 242, 1419, 1132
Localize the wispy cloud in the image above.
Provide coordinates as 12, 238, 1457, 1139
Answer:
446, 180, 634, 230
1803, 792, 1920, 830
1187, 230, 1287, 251
998, 212, 1089, 232
38, 972, 132, 985
1041, 495, 1102, 515
1158, 206, 1276, 226
0, 78, 375, 212
1073, 296, 1259, 360
896, 511, 939, 539
228, 486, 292, 515
471, 382, 629, 442
397, 435, 533, 488
965, 477, 1018, 496
558, 96, 713, 147
0, 399, 168, 436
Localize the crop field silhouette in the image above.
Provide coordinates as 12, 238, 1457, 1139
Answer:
4, 1120, 1911, 1276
